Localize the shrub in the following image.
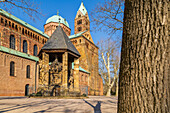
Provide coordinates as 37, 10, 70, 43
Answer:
35, 92, 42, 96
82, 93, 87, 97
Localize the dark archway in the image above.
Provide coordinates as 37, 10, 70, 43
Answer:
25, 84, 29, 96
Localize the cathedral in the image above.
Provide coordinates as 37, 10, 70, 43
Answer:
0, 2, 103, 96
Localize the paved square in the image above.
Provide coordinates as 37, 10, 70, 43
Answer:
0, 96, 117, 113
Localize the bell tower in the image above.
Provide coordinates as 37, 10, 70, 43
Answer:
74, 2, 90, 34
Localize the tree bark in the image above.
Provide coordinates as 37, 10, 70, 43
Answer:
116, 79, 118, 96
118, 0, 169, 113
106, 86, 111, 96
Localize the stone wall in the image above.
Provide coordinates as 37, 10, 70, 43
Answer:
0, 14, 47, 56
74, 10, 90, 34
0, 51, 37, 96
70, 36, 103, 95
0, 13, 45, 96
79, 71, 89, 95
44, 22, 71, 37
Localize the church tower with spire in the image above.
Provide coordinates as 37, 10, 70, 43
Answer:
74, 2, 90, 34
68, 2, 103, 96
74, 2, 94, 43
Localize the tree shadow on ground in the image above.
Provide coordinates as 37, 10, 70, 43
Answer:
0, 101, 52, 113
83, 99, 102, 113
0, 96, 27, 100
107, 100, 117, 104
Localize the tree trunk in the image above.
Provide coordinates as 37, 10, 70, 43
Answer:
106, 86, 111, 96
116, 80, 118, 96
118, 0, 169, 113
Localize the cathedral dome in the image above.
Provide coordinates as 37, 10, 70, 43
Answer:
46, 14, 69, 28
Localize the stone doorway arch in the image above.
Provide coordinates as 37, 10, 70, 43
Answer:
25, 84, 29, 96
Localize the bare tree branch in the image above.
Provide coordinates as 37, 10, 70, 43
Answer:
91, 0, 124, 35
0, 0, 42, 20
98, 39, 120, 96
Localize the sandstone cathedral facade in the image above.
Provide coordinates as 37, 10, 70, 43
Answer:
0, 2, 103, 96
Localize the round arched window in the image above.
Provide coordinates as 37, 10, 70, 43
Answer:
78, 27, 82, 32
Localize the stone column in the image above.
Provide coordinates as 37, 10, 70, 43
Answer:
62, 52, 68, 90
38, 52, 49, 96
39, 52, 49, 86
73, 58, 80, 92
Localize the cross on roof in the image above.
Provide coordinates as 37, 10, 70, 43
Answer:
57, 10, 59, 15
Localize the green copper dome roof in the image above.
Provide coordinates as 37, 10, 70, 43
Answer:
46, 14, 69, 28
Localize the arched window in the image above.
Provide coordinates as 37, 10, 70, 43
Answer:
22, 28, 24, 35
1, 18, 4, 23
86, 22, 88, 25
12, 23, 14, 28
23, 40, 27, 53
5, 20, 7, 26
26, 65, 30, 78
43, 39, 45, 44
78, 27, 82, 32
78, 14, 81, 18
10, 35, 15, 49
28, 31, 30, 36
34, 44, 37, 56
15, 25, 18, 31
77, 20, 82, 25
10, 61, 15, 76
9, 21, 11, 27
25, 30, 27, 35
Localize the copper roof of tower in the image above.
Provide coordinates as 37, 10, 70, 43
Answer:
41, 26, 80, 56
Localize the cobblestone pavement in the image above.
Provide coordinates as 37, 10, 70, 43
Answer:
0, 96, 117, 113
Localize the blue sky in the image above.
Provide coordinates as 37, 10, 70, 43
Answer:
4, 0, 120, 45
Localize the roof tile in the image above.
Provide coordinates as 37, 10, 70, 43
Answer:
41, 26, 80, 56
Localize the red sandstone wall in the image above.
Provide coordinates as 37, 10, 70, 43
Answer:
0, 14, 42, 96
44, 22, 71, 37
0, 52, 37, 96
0, 15, 47, 56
